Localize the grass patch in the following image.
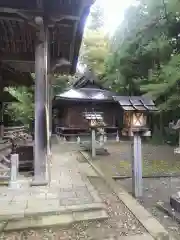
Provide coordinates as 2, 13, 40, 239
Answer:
118, 159, 180, 176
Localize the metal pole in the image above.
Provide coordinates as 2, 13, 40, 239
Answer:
31, 20, 48, 186
91, 129, 96, 158
132, 133, 143, 198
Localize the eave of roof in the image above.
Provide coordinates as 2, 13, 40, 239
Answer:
0, 63, 33, 87
0, 0, 94, 74
113, 96, 158, 111
54, 87, 119, 102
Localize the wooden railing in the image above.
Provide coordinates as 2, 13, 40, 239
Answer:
4, 126, 26, 138
0, 126, 33, 183
0, 143, 12, 181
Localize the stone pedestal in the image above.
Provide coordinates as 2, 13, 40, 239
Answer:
170, 193, 180, 212
9, 154, 20, 189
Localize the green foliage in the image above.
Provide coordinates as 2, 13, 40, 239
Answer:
96, 0, 180, 143
5, 74, 69, 126
104, 0, 180, 100
80, 30, 109, 75
52, 75, 70, 96
5, 86, 34, 125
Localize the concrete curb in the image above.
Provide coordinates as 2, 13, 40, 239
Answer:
80, 151, 177, 240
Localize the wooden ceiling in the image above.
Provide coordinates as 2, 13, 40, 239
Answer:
0, 0, 94, 74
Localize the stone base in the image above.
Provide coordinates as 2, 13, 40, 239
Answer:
8, 181, 21, 189
30, 179, 48, 186
174, 148, 180, 154
170, 193, 180, 212
157, 201, 180, 224
80, 143, 109, 156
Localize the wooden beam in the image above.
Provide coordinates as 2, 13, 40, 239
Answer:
0, 8, 39, 29
0, 7, 43, 14
48, 23, 72, 28
0, 8, 80, 21
0, 16, 24, 22
50, 15, 80, 22
0, 54, 34, 62
1, 59, 34, 64
16, 11, 39, 29
69, 1, 84, 68
69, 21, 78, 64
51, 58, 71, 73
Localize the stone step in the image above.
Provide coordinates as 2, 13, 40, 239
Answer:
0, 202, 108, 231
105, 234, 154, 240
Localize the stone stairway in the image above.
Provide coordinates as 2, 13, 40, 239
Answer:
0, 143, 108, 231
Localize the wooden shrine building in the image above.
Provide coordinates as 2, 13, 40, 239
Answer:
53, 71, 122, 138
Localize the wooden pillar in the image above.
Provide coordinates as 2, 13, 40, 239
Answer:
0, 102, 4, 138
31, 19, 48, 186
49, 78, 53, 150
44, 27, 51, 156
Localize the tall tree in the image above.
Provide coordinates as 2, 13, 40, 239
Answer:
88, 3, 104, 31
80, 30, 109, 75
79, 2, 108, 76
102, 0, 180, 141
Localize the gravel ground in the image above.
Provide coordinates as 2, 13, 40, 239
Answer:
118, 177, 180, 240
0, 177, 145, 240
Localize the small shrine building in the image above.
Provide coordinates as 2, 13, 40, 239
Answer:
52, 71, 122, 138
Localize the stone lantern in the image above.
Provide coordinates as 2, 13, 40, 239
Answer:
117, 96, 157, 137
83, 111, 105, 158
114, 96, 157, 198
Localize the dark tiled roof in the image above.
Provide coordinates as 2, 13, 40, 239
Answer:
113, 96, 157, 111
73, 70, 101, 89
55, 87, 119, 101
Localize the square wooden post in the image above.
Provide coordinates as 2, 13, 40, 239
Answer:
132, 133, 143, 198
91, 129, 96, 158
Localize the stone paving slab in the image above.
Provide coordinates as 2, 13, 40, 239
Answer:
0, 144, 108, 230
115, 235, 154, 240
